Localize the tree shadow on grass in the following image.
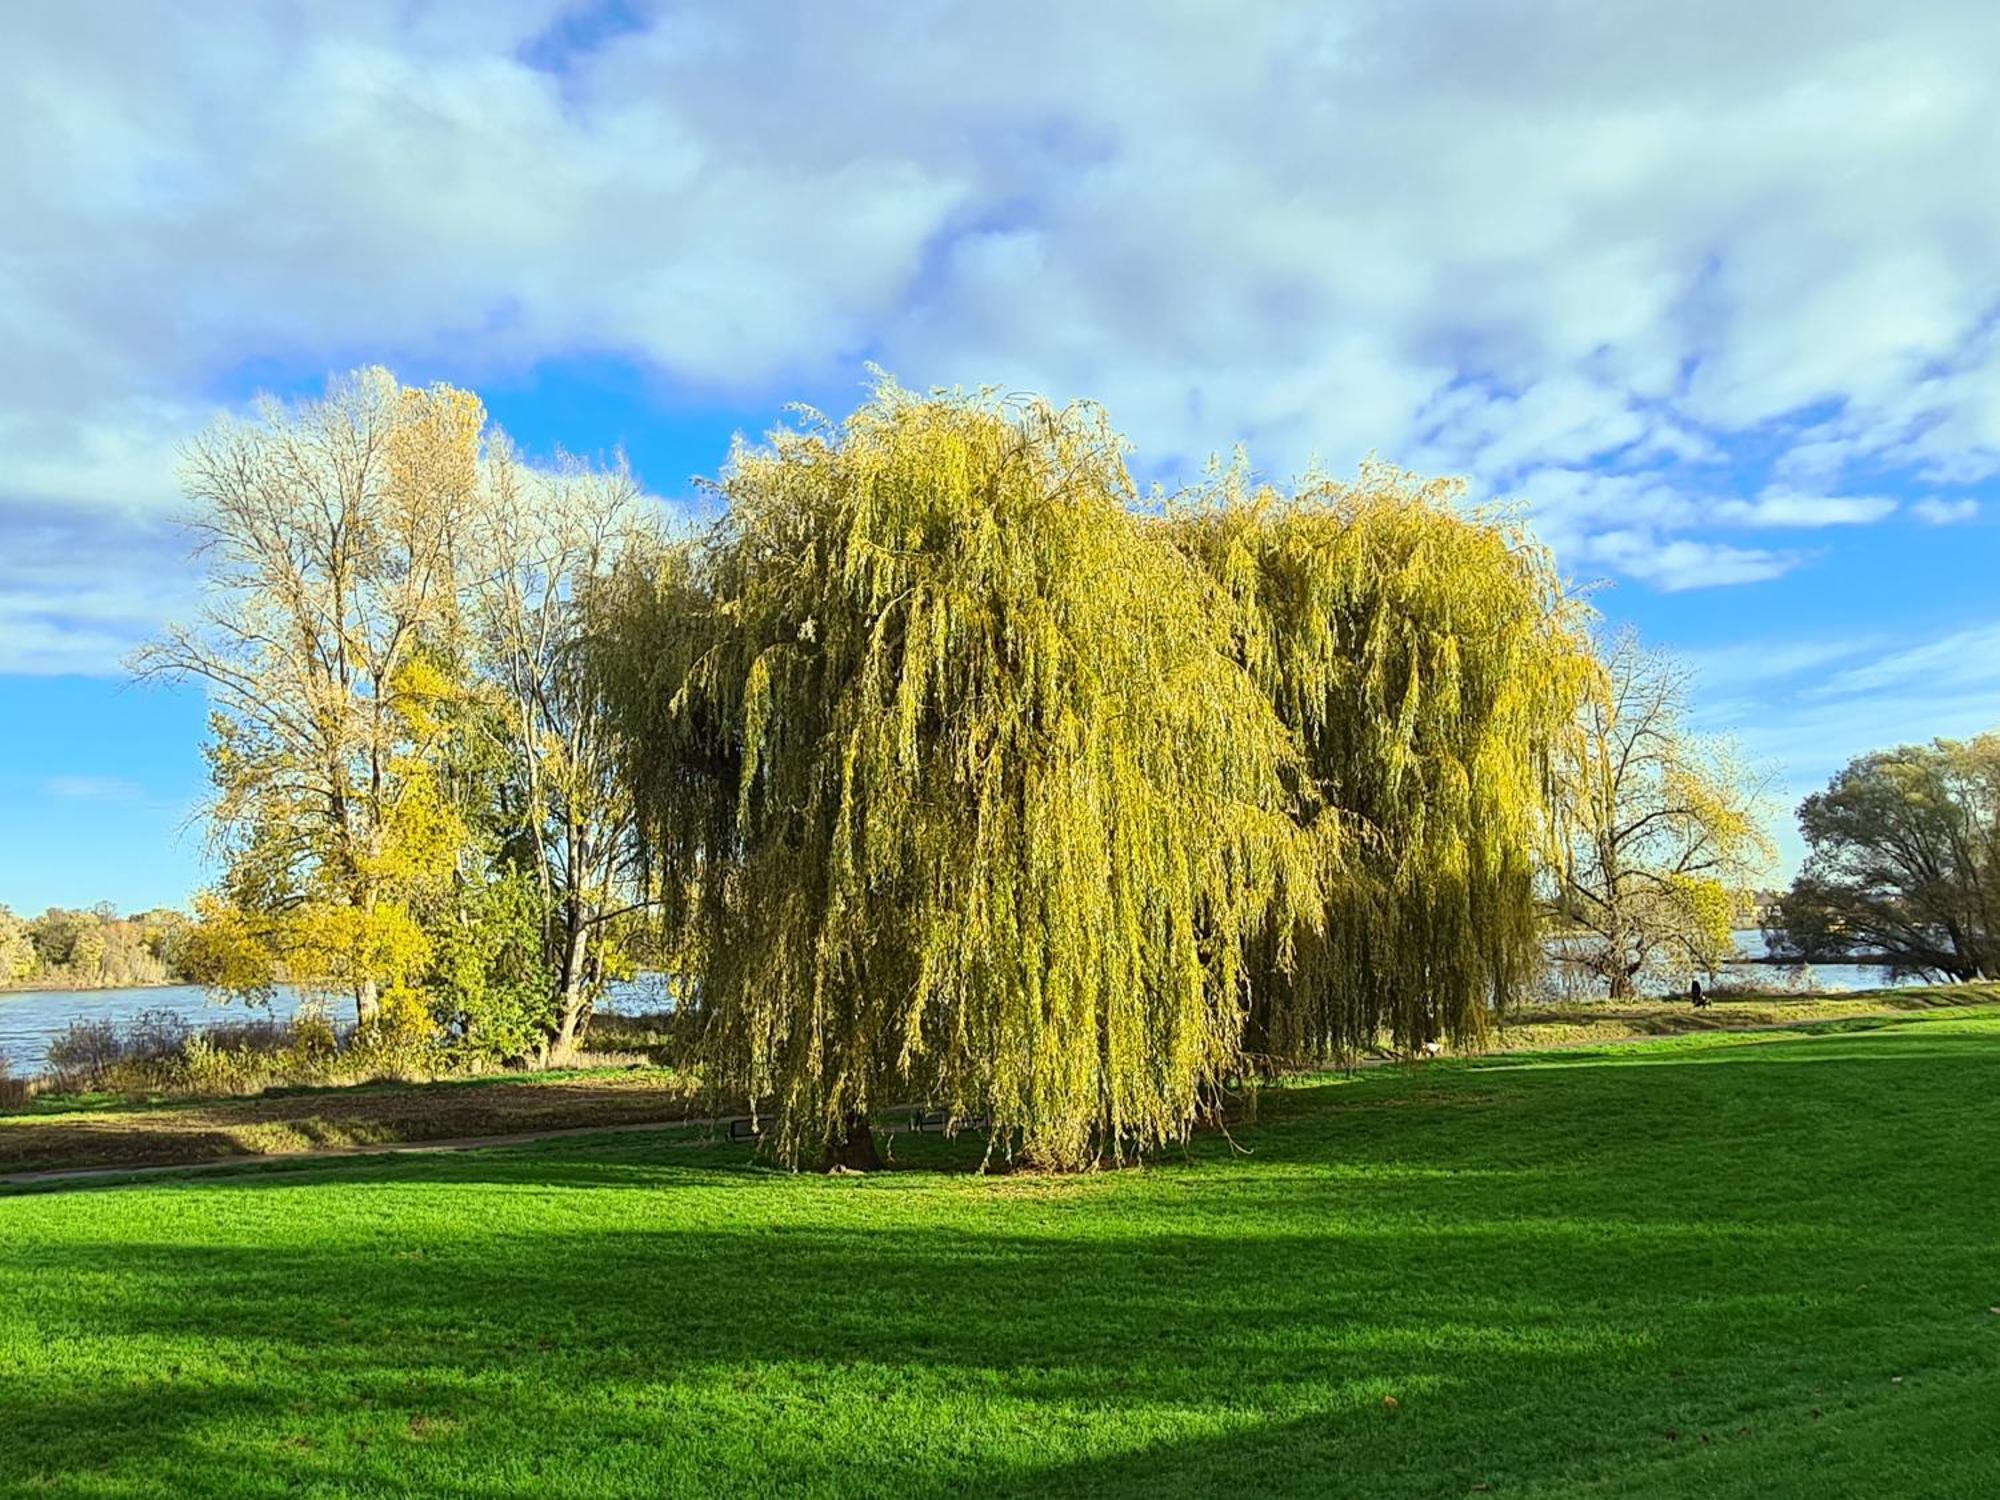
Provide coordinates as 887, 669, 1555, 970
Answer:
0, 1219, 1847, 1494
5, 1212, 1994, 1498
4, 1029, 1999, 1497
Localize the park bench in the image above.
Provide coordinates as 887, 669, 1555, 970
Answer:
906, 1109, 990, 1133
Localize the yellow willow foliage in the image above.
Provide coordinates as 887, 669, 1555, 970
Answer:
1165, 464, 1599, 1057
592, 383, 1320, 1168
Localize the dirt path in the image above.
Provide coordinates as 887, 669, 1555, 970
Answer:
0, 1114, 726, 1190
0, 1071, 707, 1183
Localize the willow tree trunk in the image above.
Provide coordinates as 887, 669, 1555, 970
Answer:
819, 1112, 881, 1173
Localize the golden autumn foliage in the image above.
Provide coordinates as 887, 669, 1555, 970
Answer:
1165, 465, 1600, 1056
137, 370, 487, 1023
144, 366, 1681, 1162
591, 381, 1596, 1167
176, 891, 281, 995
146, 366, 657, 1057
1550, 632, 1773, 996
593, 384, 1319, 1168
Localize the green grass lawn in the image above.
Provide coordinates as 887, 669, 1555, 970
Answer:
5, 1010, 1999, 1497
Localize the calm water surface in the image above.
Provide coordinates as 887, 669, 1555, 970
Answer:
0, 984, 311, 1076
1719, 930, 1914, 995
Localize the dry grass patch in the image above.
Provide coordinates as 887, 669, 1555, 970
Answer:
0, 1068, 700, 1175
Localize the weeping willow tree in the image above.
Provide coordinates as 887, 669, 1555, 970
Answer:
1166, 464, 1598, 1059
591, 382, 1318, 1169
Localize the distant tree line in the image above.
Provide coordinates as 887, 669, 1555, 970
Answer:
0, 904, 193, 989
147, 369, 1778, 1167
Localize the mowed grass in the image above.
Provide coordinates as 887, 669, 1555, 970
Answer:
4, 1011, 2000, 1497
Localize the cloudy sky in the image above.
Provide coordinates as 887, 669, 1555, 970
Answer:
3, 0, 1998, 910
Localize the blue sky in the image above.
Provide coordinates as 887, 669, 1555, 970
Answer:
3, 0, 1998, 913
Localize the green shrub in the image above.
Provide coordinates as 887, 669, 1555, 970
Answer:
174, 1034, 272, 1095
424, 870, 559, 1064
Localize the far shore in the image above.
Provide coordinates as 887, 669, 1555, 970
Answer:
0, 979, 189, 998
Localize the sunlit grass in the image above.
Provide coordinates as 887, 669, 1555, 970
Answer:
1489, 982, 2000, 1051
4, 1010, 1999, 1496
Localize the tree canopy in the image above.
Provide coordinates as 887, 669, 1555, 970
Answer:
140, 368, 653, 1058
139, 368, 1670, 1164
1547, 633, 1771, 998
1166, 467, 1598, 1056
1772, 734, 2000, 982
592, 383, 1597, 1167
592, 384, 1317, 1169
0, 905, 190, 989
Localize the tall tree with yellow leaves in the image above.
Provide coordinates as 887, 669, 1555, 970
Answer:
1168, 466, 1599, 1057
135, 369, 485, 1025
469, 441, 655, 1054
1549, 632, 1773, 998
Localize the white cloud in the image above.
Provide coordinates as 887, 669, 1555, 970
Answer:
1811, 622, 2000, 699
1683, 637, 1883, 695
1499, 470, 1895, 590
1911, 496, 1980, 525
1685, 621, 2000, 873
42, 775, 145, 803
0, 501, 198, 675
3, 1, 2000, 660
1710, 491, 1899, 528
1581, 533, 1799, 592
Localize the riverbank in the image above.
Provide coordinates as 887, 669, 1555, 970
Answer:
8, 984, 1998, 1182
0, 978, 186, 996
0, 1067, 701, 1178
1491, 982, 2000, 1051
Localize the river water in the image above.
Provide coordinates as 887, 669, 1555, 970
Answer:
1715, 930, 1912, 995
0, 984, 303, 1076
0, 938, 1922, 1077
0, 977, 673, 1077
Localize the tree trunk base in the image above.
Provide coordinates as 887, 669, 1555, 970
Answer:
820, 1114, 881, 1174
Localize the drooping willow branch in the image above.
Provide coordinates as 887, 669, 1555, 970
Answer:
590, 381, 1595, 1167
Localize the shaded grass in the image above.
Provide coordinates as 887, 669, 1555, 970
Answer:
5, 1010, 2000, 1496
